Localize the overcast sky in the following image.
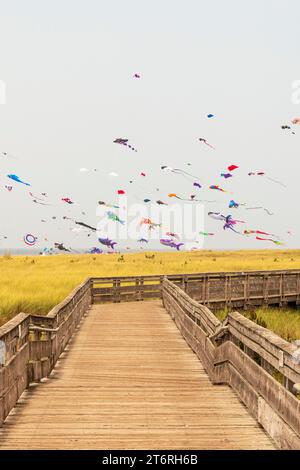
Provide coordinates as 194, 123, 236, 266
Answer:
0, 0, 299, 252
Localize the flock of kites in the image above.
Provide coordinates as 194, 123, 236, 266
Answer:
1, 74, 298, 254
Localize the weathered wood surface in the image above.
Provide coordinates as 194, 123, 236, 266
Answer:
92, 270, 300, 308
0, 301, 274, 450
0, 279, 91, 426
162, 278, 300, 450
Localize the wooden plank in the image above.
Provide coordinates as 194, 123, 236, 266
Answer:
0, 301, 273, 450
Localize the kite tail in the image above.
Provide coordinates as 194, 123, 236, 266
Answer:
265, 177, 286, 188
176, 243, 184, 251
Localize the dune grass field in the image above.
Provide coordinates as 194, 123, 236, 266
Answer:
0, 249, 300, 342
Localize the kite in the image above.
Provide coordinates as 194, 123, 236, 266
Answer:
199, 138, 215, 149
1, 152, 17, 160
140, 172, 146, 177
106, 211, 125, 224
54, 242, 71, 252
210, 185, 226, 192
256, 236, 284, 246
156, 200, 168, 205
221, 173, 232, 179
244, 230, 276, 236
98, 237, 117, 249
166, 232, 180, 240
229, 200, 240, 208
208, 212, 245, 233
7, 174, 30, 186
228, 165, 239, 172
24, 234, 37, 246
133, 73, 140, 78
62, 197, 74, 204
63, 217, 97, 232
118, 190, 125, 195
140, 218, 161, 230
143, 199, 151, 203
207, 114, 214, 118
5, 185, 12, 192
245, 206, 274, 216
88, 247, 103, 254
114, 138, 137, 152
168, 193, 215, 203
193, 182, 202, 189
98, 201, 119, 209
160, 239, 184, 250
199, 231, 214, 236
248, 172, 286, 188
161, 166, 202, 183
281, 125, 295, 134
138, 238, 148, 243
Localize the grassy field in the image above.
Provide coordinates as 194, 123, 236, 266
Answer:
0, 249, 300, 341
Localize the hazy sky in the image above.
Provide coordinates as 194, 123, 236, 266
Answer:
0, 0, 299, 251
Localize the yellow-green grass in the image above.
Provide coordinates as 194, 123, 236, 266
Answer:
0, 250, 300, 335
214, 306, 300, 342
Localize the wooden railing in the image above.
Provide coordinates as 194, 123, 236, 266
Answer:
1, 269, 300, 448
91, 269, 300, 308
0, 279, 92, 425
162, 278, 300, 450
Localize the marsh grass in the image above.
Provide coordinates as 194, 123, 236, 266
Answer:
214, 306, 300, 342
0, 249, 300, 334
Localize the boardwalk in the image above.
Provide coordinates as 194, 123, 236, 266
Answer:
0, 301, 274, 450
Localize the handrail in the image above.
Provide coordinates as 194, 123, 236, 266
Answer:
162, 277, 300, 450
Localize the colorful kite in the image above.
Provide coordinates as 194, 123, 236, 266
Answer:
199, 231, 214, 236
160, 239, 184, 250
256, 236, 284, 246
140, 218, 161, 230
98, 237, 117, 249
210, 185, 226, 192
62, 197, 74, 204
166, 232, 180, 240
208, 212, 244, 233
229, 200, 240, 208
221, 173, 232, 179
207, 114, 214, 118
106, 211, 125, 224
228, 165, 239, 172
24, 234, 37, 246
88, 247, 103, 254
7, 174, 30, 186
114, 138, 137, 152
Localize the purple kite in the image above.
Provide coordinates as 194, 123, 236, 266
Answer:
98, 237, 117, 249
160, 238, 184, 250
